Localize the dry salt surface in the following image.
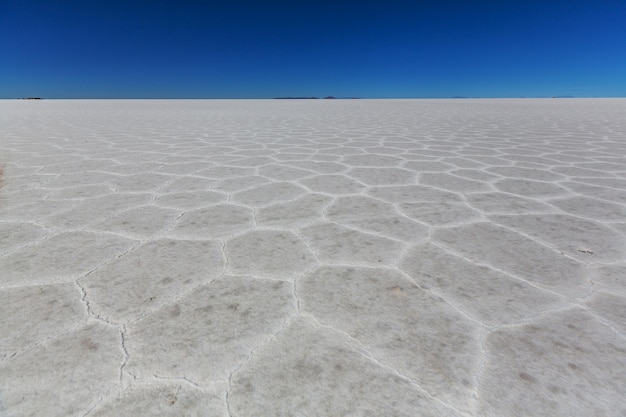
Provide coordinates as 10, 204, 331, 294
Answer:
1, 98, 625, 416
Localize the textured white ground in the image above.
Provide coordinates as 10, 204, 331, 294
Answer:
0, 99, 625, 416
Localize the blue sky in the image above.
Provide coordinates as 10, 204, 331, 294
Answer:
1, 0, 624, 98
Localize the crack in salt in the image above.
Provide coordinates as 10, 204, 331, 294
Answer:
224, 312, 297, 417
306, 314, 473, 417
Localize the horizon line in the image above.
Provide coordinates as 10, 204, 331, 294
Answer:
4, 96, 626, 100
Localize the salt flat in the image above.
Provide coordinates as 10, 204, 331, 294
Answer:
0, 99, 625, 416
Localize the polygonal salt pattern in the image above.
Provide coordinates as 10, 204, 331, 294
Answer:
466, 192, 554, 213
81, 238, 225, 322
0, 283, 87, 359
450, 168, 502, 182
324, 195, 397, 220
88, 383, 227, 417
46, 184, 114, 200
490, 214, 626, 262
487, 166, 566, 182
153, 190, 228, 210
108, 172, 171, 192
478, 308, 626, 417
342, 215, 429, 242
0, 323, 122, 417
224, 230, 316, 279
562, 180, 626, 204
589, 264, 626, 295
403, 160, 456, 172
572, 176, 626, 190
299, 266, 482, 413
43, 192, 154, 230
0, 222, 48, 254
168, 204, 254, 239
90, 205, 180, 239
42, 171, 121, 189
229, 317, 463, 417
433, 222, 591, 299
399, 201, 483, 226
212, 175, 273, 192
1, 199, 78, 222
400, 243, 568, 326
300, 222, 405, 266
286, 160, 347, 174
299, 174, 366, 194
258, 163, 314, 180
420, 172, 492, 192
584, 292, 626, 335
231, 181, 308, 207
1, 99, 625, 416
0, 231, 136, 286
548, 195, 626, 221
126, 276, 296, 383
347, 167, 416, 185
255, 193, 333, 227
368, 184, 464, 204
158, 176, 217, 193
495, 178, 570, 198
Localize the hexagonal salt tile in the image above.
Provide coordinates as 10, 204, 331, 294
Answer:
433, 223, 590, 299
229, 317, 463, 417
400, 243, 567, 326
125, 276, 296, 382
299, 174, 366, 194
342, 215, 429, 242
225, 230, 316, 279
325, 195, 397, 221
91, 205, 180, 239
299, 266, 482, 413
478, 308, 626, 417
0, 231, 136, 286
0, 323, 122, 417
466, 192, 553, 213
368, 185, 463, 204
82, 238, 225, 322
490, 214, 626, 262
585, 292, 626, 335
231, 182, 308, 207
256, 194, 332, 227
419, 173, 491, 193
0, 283, 87, 358
169, 204, 254, 239
399, 201, 482, 226
154, 190, 228, 210
348, 167, 415, 186
300, 222, 405, 266
0, 222, 48, 255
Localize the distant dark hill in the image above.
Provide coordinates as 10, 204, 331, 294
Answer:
273, 96, 360, 100
273, 97, 319, 99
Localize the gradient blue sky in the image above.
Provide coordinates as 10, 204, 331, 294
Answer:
1, 0, 625, 98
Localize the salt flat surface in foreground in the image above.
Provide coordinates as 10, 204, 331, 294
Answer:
1, 99, 625, 416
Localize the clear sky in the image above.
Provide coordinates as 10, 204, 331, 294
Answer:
1, 0, 625, 98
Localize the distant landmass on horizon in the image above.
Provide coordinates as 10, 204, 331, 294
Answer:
273, 96, 360, 100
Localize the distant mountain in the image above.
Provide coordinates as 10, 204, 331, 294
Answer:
273, 96, 320, 99
273, 96, 360, 100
